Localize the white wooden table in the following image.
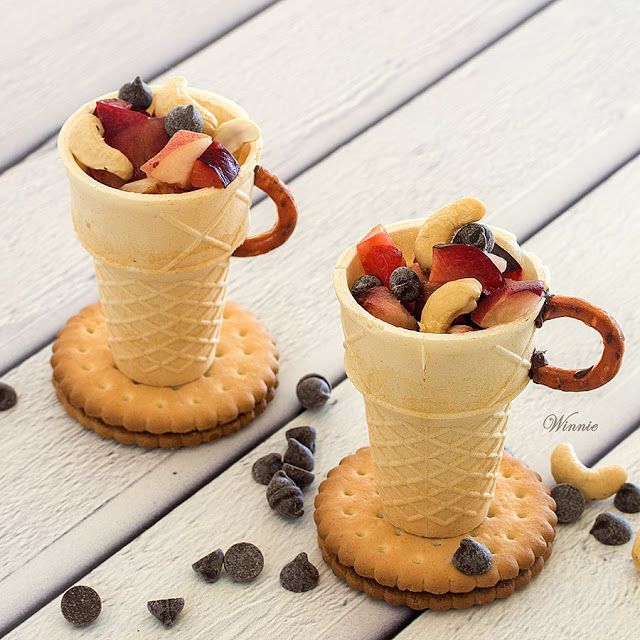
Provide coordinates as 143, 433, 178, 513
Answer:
1, 0, 639, 637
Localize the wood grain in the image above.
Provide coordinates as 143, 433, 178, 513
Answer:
4, 125, 640, 638
0, 0, 275, 170
1, 0, 549, 372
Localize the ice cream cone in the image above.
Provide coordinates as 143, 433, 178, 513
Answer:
334, 219, 549, 537
59, 89, 261, 386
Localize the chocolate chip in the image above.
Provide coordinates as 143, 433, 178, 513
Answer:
351, 275, 383, 300
590, 512, 632, 545
452, 538, 493, 575
283, 438, 314, 472
164, 104, 204, 137
147, 598, 185, 627
192, 548, 224, 583
551, 483, 585, 524
296, 374, 331, 409
61, 585, 101, 626
280, 552, 320, 592
117, 76, 153, 110
452, 222, 495, 252
267, 470, 304, 518
614, 482, 640, 513
389, 266, 422, 303
252, 452, 283, 485
0, 382, 17, 411
224, 542, 264, 583
286, 425, 317, 453
282, 463, 315, 489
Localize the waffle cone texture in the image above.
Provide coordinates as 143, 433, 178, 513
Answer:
59, 88, 262, 386
334, 219, 549, 537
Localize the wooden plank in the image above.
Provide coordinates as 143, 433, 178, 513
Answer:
6, 342, 640, 637
4, 0, 640, 631
5, 111, 640, 637
0, 0, 550, 372
0, 0, 275, 170
395, 420, 640, 640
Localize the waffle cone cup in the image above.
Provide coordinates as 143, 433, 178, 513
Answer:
334, 219, 549, 537
59, 89, 261, 386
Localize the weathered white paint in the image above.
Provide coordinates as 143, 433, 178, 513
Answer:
4, 129, 640, 638
0, 0, 552, 371
0, 0, 275, 169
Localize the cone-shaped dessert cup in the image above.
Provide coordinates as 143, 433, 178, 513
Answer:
59, 87, 296, 387
335, 218, 623, 538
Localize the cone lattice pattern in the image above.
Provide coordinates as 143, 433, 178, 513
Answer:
94, 259, 229, 387
366, 398, 510, 538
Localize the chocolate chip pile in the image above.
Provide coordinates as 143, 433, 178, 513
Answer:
552, 479, 639, 547
252, 426, 317, 518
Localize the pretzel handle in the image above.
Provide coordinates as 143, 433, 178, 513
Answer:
530, 295, 624, 392
233, 165, 298, 257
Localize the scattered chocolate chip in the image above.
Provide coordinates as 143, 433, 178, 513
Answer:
0, 382, 17, 411
551, 483, 585, 524
283, 463, 315, 489
389, 266, 422, 303
117, 76, 153, 110
296, 374, 331, 410
283, 438, 314, 472
286, 425, 317, 453
351, 275, 383, 300
280, 552, 320, 593
252, 452, 283, 485
267, 470, 304, 518
452, 222, 495, 252
192, 548, 224, 583
452, 538, 493, 575
590, 512, 632, 545
614, 483, 640, 513
224, 543, 264, 583
165, 104, 204, 137
61, 585, 102, 626
147, 598, 185, 627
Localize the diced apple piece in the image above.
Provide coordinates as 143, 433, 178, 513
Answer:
358, 286, 418, 331
356, 224, 406, 286
190, 141, 240, 189
471, 279, 544, 328
429, 244, 504, 293
140, 130, 212, 188
95, 98, 149, 143
109, 117, 170, 180
491, 243, 523, 280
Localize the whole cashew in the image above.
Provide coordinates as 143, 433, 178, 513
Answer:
633, 531, 640, 571
420, 278, 482, 334
414, 198, 486, 270
69, 112, 133, 180
154, 76, 218, 135
213, 118, 261, 154
550, 442, 628, 500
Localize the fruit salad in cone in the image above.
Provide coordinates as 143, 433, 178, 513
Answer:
351, 198, 546, 334
66, 75, 260, 194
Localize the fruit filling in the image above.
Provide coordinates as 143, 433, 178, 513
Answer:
350, 201, 545, 333
67, 75, 260, 194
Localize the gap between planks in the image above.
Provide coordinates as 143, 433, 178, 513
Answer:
0, 0, 555, 376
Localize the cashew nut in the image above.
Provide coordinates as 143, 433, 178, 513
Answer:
420, 278, 482, 333
68, 111, 133, 180
154, 76, 218, 135
633, 530, 640, 571
213, 118, 261, 154
414, 198, 486, 270
550, 442, 628, 500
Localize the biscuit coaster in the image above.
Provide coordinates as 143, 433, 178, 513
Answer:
314, 447, 557, 610
51, 302, 279, 448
